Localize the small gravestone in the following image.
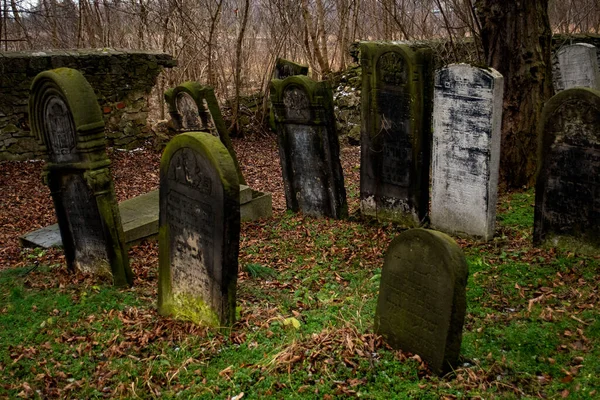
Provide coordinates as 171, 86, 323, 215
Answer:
431, 64, 503, 240
534, 88, 600, 254
165, 82, 245, 185
29, 68, 132, 286
273, 58, 309, 79
375, 229, 468, 374
557, 43, 600, 90
158, 132, 240, 326
271, 75, 347, 218
359, 42, 433, 226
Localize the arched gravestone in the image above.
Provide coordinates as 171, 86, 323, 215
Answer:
359, 42, 433, 226
270, 75, 348, 218
556, 43, 600, 91
375, 229, 468, 375
29, 68, 132, 287
534, 88, 600, 254
431, 64, 503, 241
165, 82, 245, 185
158, 132, 240, 326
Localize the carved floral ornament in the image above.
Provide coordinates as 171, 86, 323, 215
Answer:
377, 51, 408, 86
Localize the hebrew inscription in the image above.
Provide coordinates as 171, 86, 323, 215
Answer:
557, 43, 600, 90
43, 96, 76, 163
176, 92, 202, 130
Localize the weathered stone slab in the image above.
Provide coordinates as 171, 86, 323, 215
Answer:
241, 190, 273, 221
29, 68, 132, 286
158, 132, 240, 327
533, 88, 600, 254
557, 43, 600, 90
273, 58, 309, 79
431, 64, 503, 241
375, 229, 468, 374
271, 75, 347, 218
239, 184, 253, 204
165, 82, 245, 185
359, 42, 433, 226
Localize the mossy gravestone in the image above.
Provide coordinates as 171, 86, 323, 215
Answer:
165, 82, 245, 185
375, 229, 468, 374
273, 58, 309, 79
271, 75, 348, 218
359, 42, 433, 226
158, 132, 240, 326
534, 88, 600, 254
29, 68, 133, 287
431, 64, 503, 241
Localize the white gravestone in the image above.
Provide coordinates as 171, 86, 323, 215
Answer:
557, 43, 600, 90
431, 64, 503, 240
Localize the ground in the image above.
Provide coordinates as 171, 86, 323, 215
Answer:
0, 135, 599, 399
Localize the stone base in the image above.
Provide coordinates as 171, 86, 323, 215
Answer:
20, 186, 272, 248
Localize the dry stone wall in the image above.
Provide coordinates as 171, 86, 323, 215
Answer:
0, 49, 175, 161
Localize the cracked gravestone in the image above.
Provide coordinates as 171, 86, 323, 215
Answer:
375, 228, 468, 375
158, 132, 240, 326
533, 88, 600, 254
29, 68, 132, 286
557, 43, 600, 90
271, 75, 347, 218
359, 42, 433, 226
431, 64, 503, 241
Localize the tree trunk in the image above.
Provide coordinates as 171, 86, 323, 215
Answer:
476, 0, 554, 189
229, 0, 250, 137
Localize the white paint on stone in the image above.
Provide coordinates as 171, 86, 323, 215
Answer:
557, 43, 600, 90
431, 64, 503, 240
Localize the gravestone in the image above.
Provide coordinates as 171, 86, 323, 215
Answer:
375, 229, 468, 374
271, 75, 347, 218
165, 82, 245, 185
557, 43, 600, 90
359, 42, 433, 226
431, 64, 503, 241
158, 132, 240, 326
29, 68, 132, 286
533, 88, 600, 254
273, 58, 309, 79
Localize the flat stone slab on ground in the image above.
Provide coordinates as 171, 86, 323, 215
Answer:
21, 187, 271, 249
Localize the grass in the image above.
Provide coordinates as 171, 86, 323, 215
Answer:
1, 189, 599, 399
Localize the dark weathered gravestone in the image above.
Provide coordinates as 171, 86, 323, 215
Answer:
273, 58, 309, 79
431, 64, 503, 241
359, 42, 433, 226
556, 43, 600, 91
158, 132, 240, 326
375, 229, 468, 374
29, 68, 132, 286
165, 82, 245, 185
271, 75, 347, 218
534, 88, 600, 254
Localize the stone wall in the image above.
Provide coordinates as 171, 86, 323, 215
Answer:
0, 49, 176, 161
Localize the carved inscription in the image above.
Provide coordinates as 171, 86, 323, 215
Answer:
176, 92, 202, 130
431, 65, 502, 239
43, 96, 76, 162
166, 148, 219, 297
283, 86, 310, 121
557, 44, 600, 90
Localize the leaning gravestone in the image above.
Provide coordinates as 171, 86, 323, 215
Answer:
359, 42, 433, 226
273, 58, 309, 79
158, 132, 240, 326
29, 68, 133, 286
165, 82, 245, 185
557, 43, 600, 90
533, 88, 600, 254
431, 64, 503, 241
375, 229, 468, 374
271, 75, 347, 218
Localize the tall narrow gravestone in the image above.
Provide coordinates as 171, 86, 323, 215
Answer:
533, 88, 600, 254
557, 43, 600, 90
271, 75, 347, 218
431, 64, 503, 241
359, 42, 433, 226
158, 132, 240, 326
165, 82, 245, 185
375, 229, 468, 374
29, 68, 133, 286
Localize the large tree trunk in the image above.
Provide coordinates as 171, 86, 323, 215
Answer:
476, 0, 554, 189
